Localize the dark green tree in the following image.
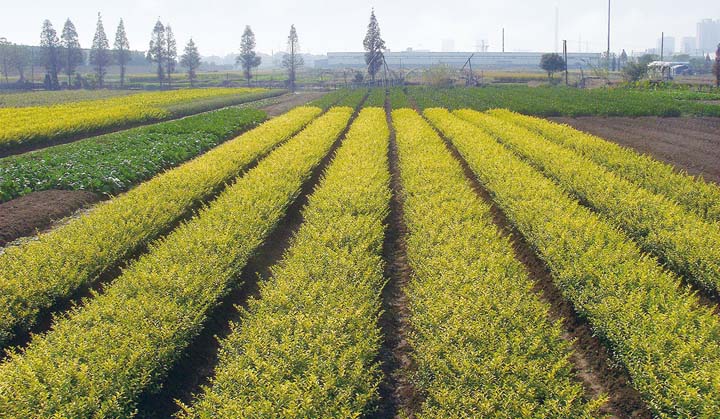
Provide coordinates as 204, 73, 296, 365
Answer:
619, 49, 628, 69
180, 38, 201, 87
282, 24, 303, 91
363, 8, 385, 81
540, 53, 565, 80
622, 54, 656, 82
165, 25, 177, 86
9, 43, 30, 82
146, 20, 166, 85
61, 19, 83, 86
40, 19, 61, 89
0, 38, 10, 84
114, 19, 131, 87
89, 12, 111, 87
237, 26, 261, 85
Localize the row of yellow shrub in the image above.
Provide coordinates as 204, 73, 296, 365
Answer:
0, 88, 267, 149
425, 108, 720, 418
0, 107, 353, 418
393, 109, 600, 418
490, 109, 720, 223
0, 106, 320, 349
458, 110, 720, 294
181, 107, 390, 418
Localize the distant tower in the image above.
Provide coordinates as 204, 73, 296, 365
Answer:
554, 6, 560, 53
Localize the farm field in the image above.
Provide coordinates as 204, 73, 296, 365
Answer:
0, 87, 284, 155
409, 85, 720, 117
1, 86, 720, 418
549, 116, 720, 184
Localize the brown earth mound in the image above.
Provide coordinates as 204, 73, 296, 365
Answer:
0, 189, 101, 247
550, 116, 720, 184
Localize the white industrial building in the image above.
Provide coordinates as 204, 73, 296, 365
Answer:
321, 51, 602, 70
697, 19, 720, 54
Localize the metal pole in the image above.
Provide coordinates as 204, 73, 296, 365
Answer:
661, 32, 664, 60
502, 28, 505, 53
564, 40, 568, 86
607, 0, 611, 70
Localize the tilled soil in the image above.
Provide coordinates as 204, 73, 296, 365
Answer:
550, 116, 720, 184
258, 91, 326, 116
0, 189, 101, 247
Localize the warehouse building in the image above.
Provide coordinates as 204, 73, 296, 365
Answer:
321, 51, 602, 70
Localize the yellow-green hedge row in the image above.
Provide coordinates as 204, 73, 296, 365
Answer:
457, 110, 720, 294
0, 106, 321, 349
392, 109, 600, 418
0, 107, 353, 418
489, 109, 720, 223
0, 88, 270, 150
180, 107, 390, 418
425, 108, 720, 418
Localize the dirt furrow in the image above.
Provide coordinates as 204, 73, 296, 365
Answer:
372, 92, 422, 419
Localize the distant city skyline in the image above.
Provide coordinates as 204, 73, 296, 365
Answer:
1, 0, 718, 56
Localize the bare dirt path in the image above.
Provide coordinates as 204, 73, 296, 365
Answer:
372, 96, 421, 419
550, 117, 720, 184
0, 190, 101, 247
257, 91, 325, 116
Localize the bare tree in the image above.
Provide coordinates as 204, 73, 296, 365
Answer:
282, 24, 303, 91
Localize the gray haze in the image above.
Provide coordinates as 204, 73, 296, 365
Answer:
0, 0, 716, 56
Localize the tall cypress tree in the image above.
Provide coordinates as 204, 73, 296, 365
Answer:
61, 19, 83, 86
363, 8, 385, 82
114, 19, 130, 87
146, 20, 166, 86
40, 19, 61, 89
165, 25, 177, 86
89, 12, 111, 88
180, 38, 201, 87
281, 24, 303, 91
237, 26, 261, 85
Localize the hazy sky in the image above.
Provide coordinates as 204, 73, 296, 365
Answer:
0, 0, 716, 56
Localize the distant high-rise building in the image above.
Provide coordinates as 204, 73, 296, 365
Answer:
657, 36, 676, 57
441, 39, 455, 52
682, 36, 697, 55
697, 19, 720, 54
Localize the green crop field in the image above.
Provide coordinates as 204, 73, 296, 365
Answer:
1, 85, 719, 419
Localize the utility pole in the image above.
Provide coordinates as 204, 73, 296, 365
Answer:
502, 28, 505, 53
660, 32, 664, 60
607, 0, 611, 70
563, 39, 568, 86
